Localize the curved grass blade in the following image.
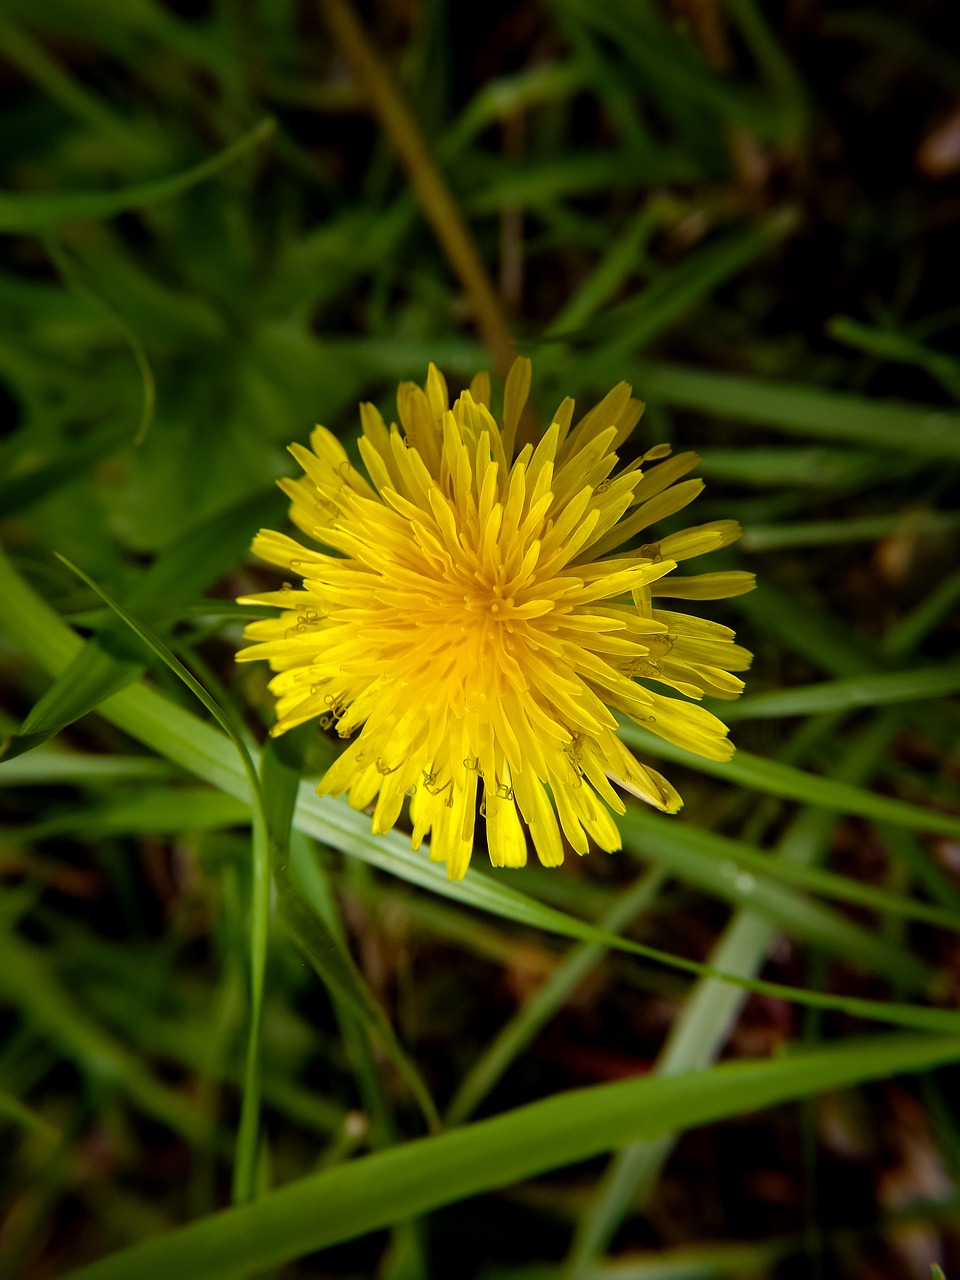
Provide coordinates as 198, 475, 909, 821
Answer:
48, 558, 440, 1146
52, 554, 272, 1205
62, 1034, 960, 1280
43, 234, 156, 444
0, 118, 275, 233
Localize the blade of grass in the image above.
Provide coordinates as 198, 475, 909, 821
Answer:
0, 421, 131, 517
631, 360, 960, 458
264, 740, 441, 1134
2, 487, 282, 761
721, 665, 960, 720
698, 445, 883, 488
547, 214, 796, 382
320, 0, 515, 377
556, 0, 792, 140
43, 235, 156, 444
828, 315, 960, 400
0, 929, 204, 1141
618, 721, 960, 839
623, 807, 960, 933
61, 1034, 960, 1280
16, 786, 252, 839
0, 751, 171, 785
0, 1089, 60, 1144
618, 817, 934, 987
0, 16, 146, 156
565, 711, 907, 1276
735, 581, 875, 678
884, 570, 960, 658
0, 118, 275, 232
741, 509, 960, 551
51, 554, 274, 1206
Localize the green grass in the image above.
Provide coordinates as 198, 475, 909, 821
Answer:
1, 3, 960, 1278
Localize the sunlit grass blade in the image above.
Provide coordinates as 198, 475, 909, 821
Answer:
0, 118, 275, 232
0, 751, 171, 786
721, 665, 960, 720
62, 1034, 960, 1280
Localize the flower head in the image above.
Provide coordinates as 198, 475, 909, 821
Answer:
237, 360, 753, 879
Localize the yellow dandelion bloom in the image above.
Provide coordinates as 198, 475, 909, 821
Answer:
237, 360, 754, 879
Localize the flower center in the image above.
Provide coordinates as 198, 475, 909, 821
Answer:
463, 579, 517, 620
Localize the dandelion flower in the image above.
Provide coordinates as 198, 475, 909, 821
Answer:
237, 360, 754, 879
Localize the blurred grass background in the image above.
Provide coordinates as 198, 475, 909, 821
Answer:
2, 1, 960, 1277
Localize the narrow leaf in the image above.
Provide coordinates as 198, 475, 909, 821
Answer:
63, 1035, 960, 1280
0, 118, 275, 232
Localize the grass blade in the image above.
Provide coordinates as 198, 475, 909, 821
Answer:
62, 1034, 960, 1280
631, 360, 960, 457
50, 554, 274, 1206
263, 739, 441, 1134
0, 118, 275, 232
1, 489, 281, 761
619, 722, 960, 839
722, 665, 960, 720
